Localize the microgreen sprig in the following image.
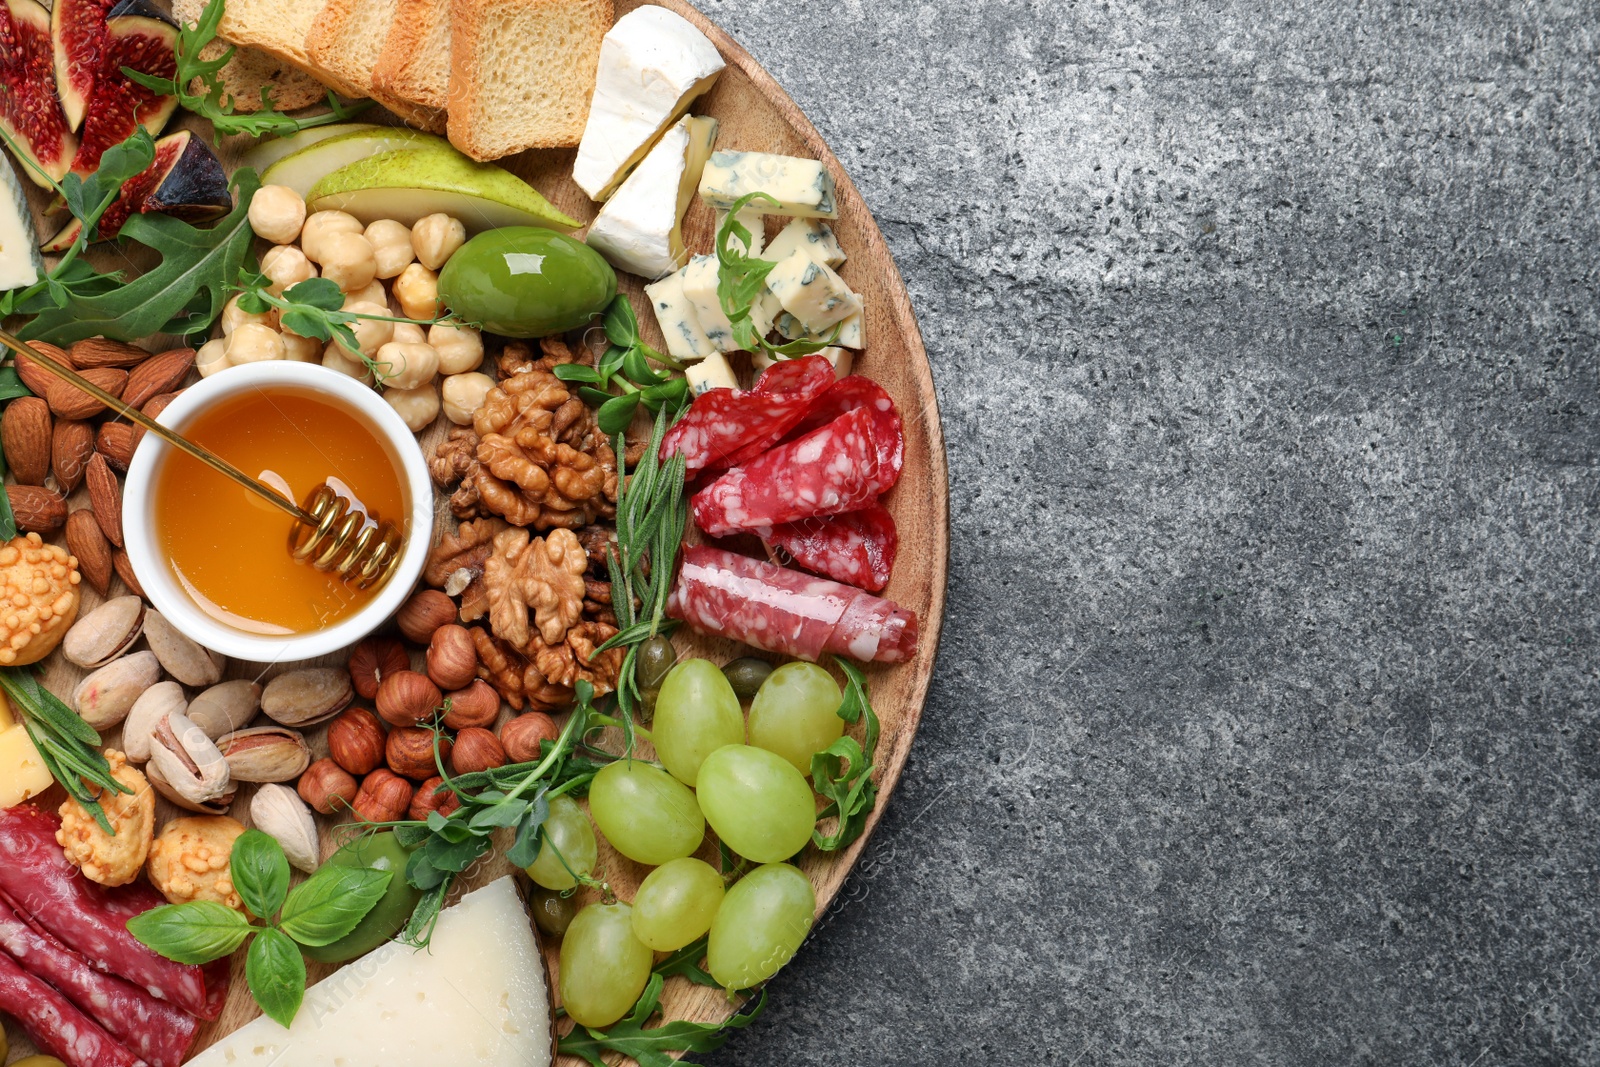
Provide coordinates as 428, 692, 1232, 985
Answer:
713, 192, 842, 358
0, 669, 130, 833
122, 0, 370, 141
554, 295, 689, 435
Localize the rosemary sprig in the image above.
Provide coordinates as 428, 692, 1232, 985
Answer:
0, 669, 130, 833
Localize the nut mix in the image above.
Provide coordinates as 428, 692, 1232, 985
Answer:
441, 678, 500, 730
500, 712, 560, 764
449, 727, 505, 775
409, 776, 461, 820
376, 669, 442, 728
397, 588, 457, 644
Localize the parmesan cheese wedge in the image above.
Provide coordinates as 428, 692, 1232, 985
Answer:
0, 693, 51, 809
181, 877, 550, 1067
587, 115, 719, 280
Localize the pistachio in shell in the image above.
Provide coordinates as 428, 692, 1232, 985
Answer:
217, 725, 311, 783
123, 681, 187, 762
250, 784, 319, 873
147, 711, 236, 813
70, 651, 160, 731
146, 759, 238, 815
261, 667, 354, 728
60, 595, 144, 669
143, 610, 224, 687
186, 679, 263, 739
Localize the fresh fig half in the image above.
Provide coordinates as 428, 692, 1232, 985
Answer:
0, 0, 77, 186
42, 128, 230, 251
69, 0, 177, 177
50, 0, 118, 132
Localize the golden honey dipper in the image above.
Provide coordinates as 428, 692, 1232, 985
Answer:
0, 329, 404, 590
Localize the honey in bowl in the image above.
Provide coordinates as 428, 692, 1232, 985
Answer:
153, 388, 408, 635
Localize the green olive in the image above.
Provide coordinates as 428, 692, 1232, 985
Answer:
635, 635, 678, 690
437, 227, 617, 337
638, 686, 660, 721
11, 1057, 68, 1067
301, 832, 423, 964
722, 657, 775, 700
531, 887, 577, 938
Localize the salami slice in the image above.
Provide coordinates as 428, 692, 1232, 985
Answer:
0, 895, 199, 1067
692, 406, 881, 537
661, 354, 835, 476
784, 376, 905, 494
0, 805, 214, 1018
667, 545, 919, 664
0, 947, 142, 1067
763, 504, 899, 592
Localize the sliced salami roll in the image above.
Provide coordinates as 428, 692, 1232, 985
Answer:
0, 946, 142, 1067
667, 545, 919, 664
763, 504, 899, 593
692, 406, 881, 537
783, 376, 905, 494
661, 354, 835, 476
0, 895, 199, 1067
0, 805, 214, 1018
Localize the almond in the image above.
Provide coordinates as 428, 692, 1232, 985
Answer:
123, 348, 194, 410
14, 342, 73, 398
1, 397, 51, 486
65, 509, 112, 597
96, 422, 136, 472
69, 337, 149, 369
112, 549, 144, 598
86, 452, 122, 547
7, 485, 66, 532
49, 367, 128, 421
52, 419, 94, 493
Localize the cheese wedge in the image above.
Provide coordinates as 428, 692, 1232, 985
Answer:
685, 351, 738, 396
0, 154, 42, 291
699, 151, 838, 219
765, 251, 859, 333
763, 217, 844, 269
573, 6, 725, 201
645, 267, 716, 361
182, 878, 550, 1067
753, 346, 854, 378
0, 693, 51, 809
587, 115, 719, 280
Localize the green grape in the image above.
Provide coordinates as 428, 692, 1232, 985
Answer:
588, 759, 706, 865
707, 863, 815, 990
695, 745, 816, 863
630, 857, 726, 951
654, 658, 745, 786
525, 795, 599, 891
559, 902, 654, 1028
747, 662, 844, 773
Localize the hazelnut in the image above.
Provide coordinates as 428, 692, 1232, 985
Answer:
427, 624, 478, 691
409, 776, 461, 820
297, 758, 357, 815
375, 669, 442, 728
450, 727, 506, 776
387, 725, 450, 780
352, 769, 414, 824
501, 712, 559, 764
397, 589, 456, 644
442, 679, 500, 730
348, 636, 410, 700
327, 708, 387, 776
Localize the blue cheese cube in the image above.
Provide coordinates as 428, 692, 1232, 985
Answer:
763, 218, 845, 269
714, 205, 766, 256
765, 251, 859, 333
644, 267, 715, 361
698, 151, 838, 218
685, 351, 739, 396
681, 254, 776, 352
776, 309, 864, 350
753, 346, 854, 378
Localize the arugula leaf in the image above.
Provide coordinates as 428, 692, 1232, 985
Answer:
246, 927, 306, 1029
714, 192, 782, 351
651, 936, 719, 988
232, 830, 290, 921
127, 902, 254, 965
276, 865, 394, 947
22, 169, 262, 345
559, 975, 765, 1067
810, 659, 883, 851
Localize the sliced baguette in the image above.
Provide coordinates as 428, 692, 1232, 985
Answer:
172, 0, 326, 111
306, 0, 445, 130
447, 0, 614, 160
216, 0, 346, 92
373, 0, 451, 110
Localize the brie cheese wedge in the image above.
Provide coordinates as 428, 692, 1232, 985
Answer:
0, 153, 41, 292
573, 6, 726, 202
645, 267, 717, 361
587, 115, 719, 280
699, 151, 839, 218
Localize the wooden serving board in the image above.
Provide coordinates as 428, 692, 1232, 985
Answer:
3, 1, 947, 1061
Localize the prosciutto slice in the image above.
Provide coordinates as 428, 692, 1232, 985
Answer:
0, 947, 142, 1067
667, 545, 918, 664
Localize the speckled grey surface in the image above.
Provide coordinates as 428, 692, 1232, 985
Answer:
695, 1, 1600, 1063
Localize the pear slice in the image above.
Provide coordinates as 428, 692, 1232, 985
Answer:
261, 128, 451, 197
306, 149, 579, 233
239, 123, 382, 176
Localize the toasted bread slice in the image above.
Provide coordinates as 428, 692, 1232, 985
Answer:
306, 0, 446, 130
447, 0, 613, 160
216, 0, 352, 93
173, 0, 326, 111
373, 0, 451, 110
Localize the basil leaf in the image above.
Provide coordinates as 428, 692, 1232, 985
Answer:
126, 902, 254, 965
597, 393, 640, 435
276, 865, 393, 947
601, 294, 640, 349
245, 927, 305, 1029
232, 830, 290, 921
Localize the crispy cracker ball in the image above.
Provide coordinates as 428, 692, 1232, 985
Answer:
0, 533, 81, 665
57, 750, 156, 887
146, 816, 248, 913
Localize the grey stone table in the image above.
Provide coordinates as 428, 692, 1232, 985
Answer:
697, 1, 1599, 1063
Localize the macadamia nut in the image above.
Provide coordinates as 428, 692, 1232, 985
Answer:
385, 382, 441, 432
248, 185, 307, 244
391, 322, 426, 344
300, 210, 362, 264
393, 263, 439, 320
260, 244, 317, 295
281, 331, 322, 362
343, 279, 388, 310
364, 219, 416, 279
428, 321, 483, 374
441, 372, 495, 426
195, 337, 230, 378
318, 231, 378, 293
411, 213, 466, 270
225, 323, 285, 365
323, 342, 373, 384
221, 294, 271, 336
342, 301, 395, 355
373, 341, 440, 390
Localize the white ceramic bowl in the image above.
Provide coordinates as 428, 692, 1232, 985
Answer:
124, 362, 433, 663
